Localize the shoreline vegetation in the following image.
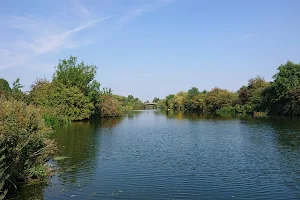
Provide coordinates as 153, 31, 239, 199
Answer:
156, 61, 300, 117
1, 57, 300, 199
0, 56, 146, 199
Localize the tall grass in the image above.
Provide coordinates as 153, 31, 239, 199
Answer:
43, 113, 71, 128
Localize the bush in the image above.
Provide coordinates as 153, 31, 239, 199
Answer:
97, 94, 123, 118
0, 148, 8, 200
216, 106, 237, 116
43, 111, 71, 128
30, 80, 94, 121
205, 88, 237, 113
0, 98, 56, 196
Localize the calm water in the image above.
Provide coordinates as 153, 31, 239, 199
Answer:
11, 110, 300, 199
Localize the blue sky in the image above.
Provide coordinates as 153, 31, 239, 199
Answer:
1, 0, 300, 101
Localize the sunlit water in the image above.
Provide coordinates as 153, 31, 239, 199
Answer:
10, 110, 300, 199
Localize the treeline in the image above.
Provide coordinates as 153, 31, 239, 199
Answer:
157, 61, 300, 116
0, 56, 146, 126
0, 56, 145, 198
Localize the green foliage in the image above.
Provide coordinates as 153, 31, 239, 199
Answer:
216, 106, 236, 116
53, 56, 98, 94
158, 61, 300, 116
148, 61, 300, 116
186, 92, 206, 112
43, 112, 71, 128
0, 78, 11, 92
205, 88, 237, 113
127, 95, 134, 102
120, 95, 145, 110
187, 87, 200, 99
12, 78, 23, 91
9, 78, 28, 102
0, 148, 8, 200
0, 98, 56, 197
102, 87, 113, 95
30, 79, 94, 121
57, 85, 95, 121
174, 92, 187, 111
161, 88, 237, 114
157, 99, 167, 110
237, 76, 270, 114
273, 61, 300, 99
269, 61, 300, 115
97, 94, 123, 118
152, 97, 160, 103
52, 56, 101, 117
166, 94, 175, 109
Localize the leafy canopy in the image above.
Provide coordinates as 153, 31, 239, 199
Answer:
53, 56, 100, 95
0, 78, 11, 92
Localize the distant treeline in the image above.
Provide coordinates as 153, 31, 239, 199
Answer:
155, 61, 300, 117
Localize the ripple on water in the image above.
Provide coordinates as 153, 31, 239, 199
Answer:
10, 111, 300, 200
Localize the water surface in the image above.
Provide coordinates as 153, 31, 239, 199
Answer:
11, 110, 300, 199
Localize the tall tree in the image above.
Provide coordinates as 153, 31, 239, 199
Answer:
270, 61, 300, 115
237, 76, 270, 113
187, 87, 200, 99
53, 56, 100, 95
152, 97, 160, 103
273, 61, 300, 99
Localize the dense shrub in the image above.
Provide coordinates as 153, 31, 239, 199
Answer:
216, 106, 237, 116
30, 80, 94, 122
0, 147, 8, 200
0, 98, 56, 195
97, 94, 123, 118
0, 78, 11, 92
205, 88, 238, 113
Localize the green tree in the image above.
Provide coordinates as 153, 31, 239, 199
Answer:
11, 78, 28, 102
205, 88, 237, 113
0, 78, 11, 92
269, 61, 300, 115
237, 76, 270, 114
127, 95, 134, 102
53, 56, 100, 96
174, 92, 187, 111
166, 94, 175, 109
188, 93, 206, 112
152, 97, 160, 103
184, 87, 207, 111
187, 87, 200, 99
157, 99, 167, 110
273, 61, 300, 99
30, 80, 94, 121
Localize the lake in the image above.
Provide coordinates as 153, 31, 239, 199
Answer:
10, 110, 300, 199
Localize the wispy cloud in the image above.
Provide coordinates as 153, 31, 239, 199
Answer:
20, 16, 113, 54
71, 0, 91, 19
0, 0, 174, 72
